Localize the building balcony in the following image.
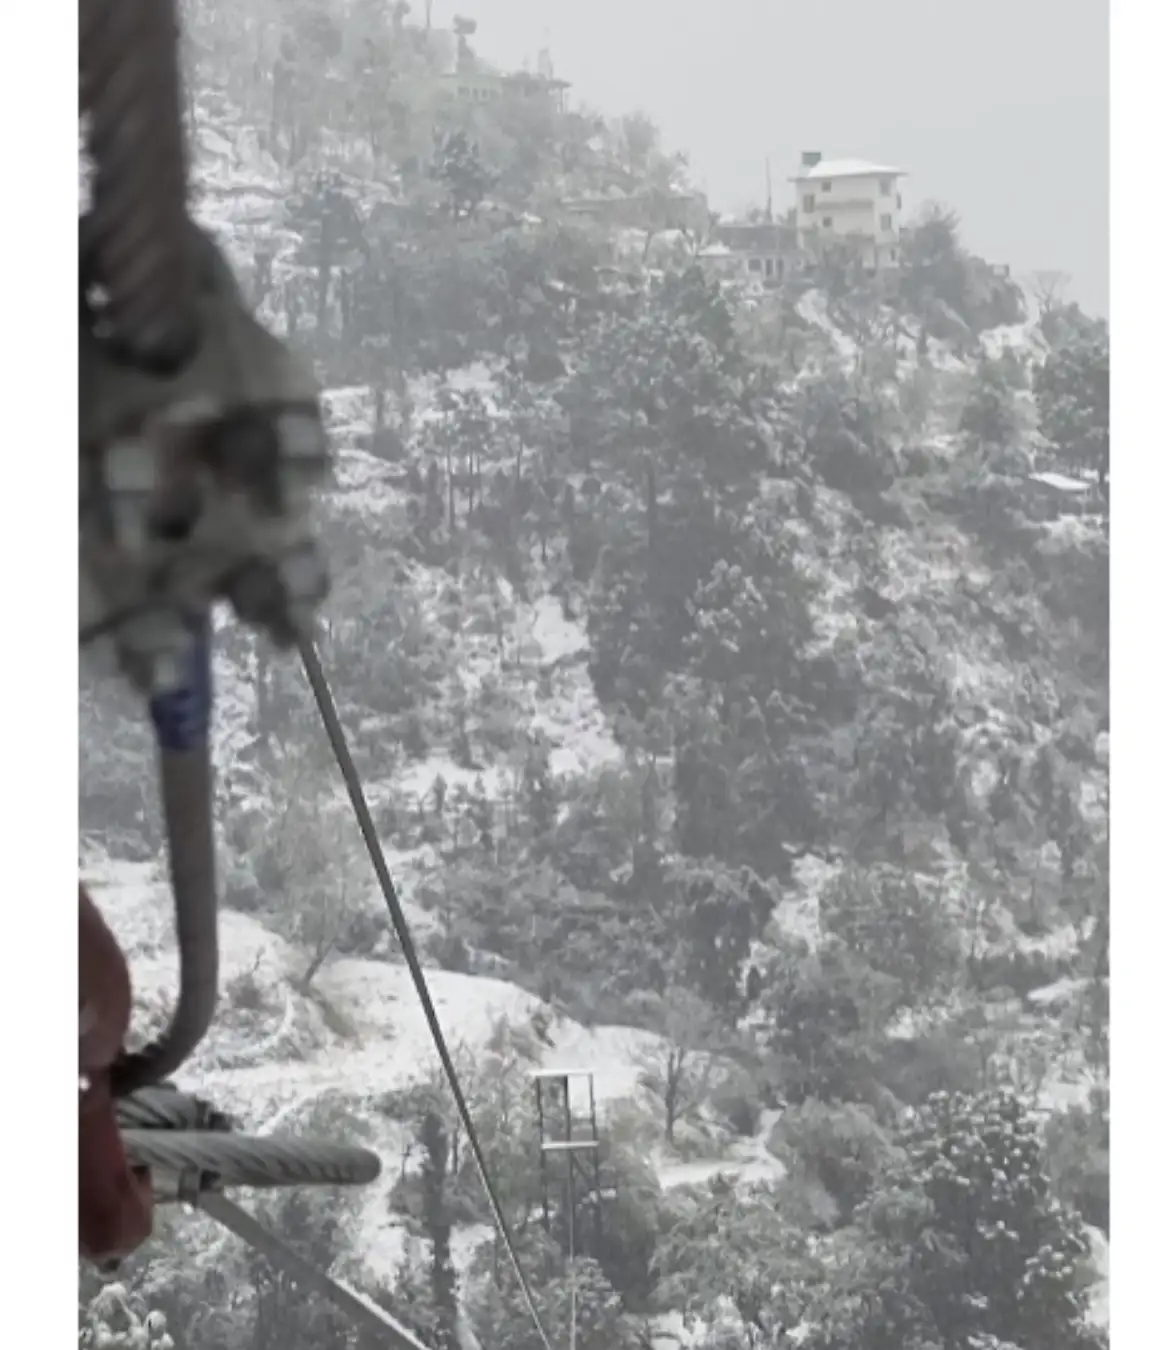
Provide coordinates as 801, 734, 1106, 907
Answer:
798, 195, 883, 211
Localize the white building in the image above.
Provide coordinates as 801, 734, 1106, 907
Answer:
791, 152, 906, 269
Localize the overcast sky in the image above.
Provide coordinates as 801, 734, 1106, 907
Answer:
430, 0, 1108, 315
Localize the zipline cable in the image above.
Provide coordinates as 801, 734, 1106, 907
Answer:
297, 633, 557, 1350
199, 1192, 432, 1350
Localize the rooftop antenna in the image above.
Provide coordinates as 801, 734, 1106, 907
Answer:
764, 157, 773, 223
425, 0, 433, 30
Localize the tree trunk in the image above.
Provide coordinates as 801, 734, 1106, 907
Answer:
446, 448, 456, 532
420, 1112, 458, 1350
298, 940, 333, 993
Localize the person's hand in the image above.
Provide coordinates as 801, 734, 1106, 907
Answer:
80, 885, 154, 1263
79, 1074, 154, 1263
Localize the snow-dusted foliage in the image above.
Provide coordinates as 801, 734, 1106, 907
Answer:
80, 4, 1107, 1347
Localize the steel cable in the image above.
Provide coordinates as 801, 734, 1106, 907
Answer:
122, 1129, 380, 1189
116, 1085, 381, 1189
80, 0, 198, 370
116, 1084, 231, 1133
199, 1192, 432, 1350
297, 634, 557, 1350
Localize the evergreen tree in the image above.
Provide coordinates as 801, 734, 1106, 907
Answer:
1035, 319, 1110, 485
805, 1090, 1106, 1350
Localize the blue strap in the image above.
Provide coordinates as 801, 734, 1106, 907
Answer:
149, 620, 213, 751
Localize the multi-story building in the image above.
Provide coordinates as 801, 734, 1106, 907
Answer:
697, 219, 799, 287
429, 37, 570, 113
791, 152, 906, 269
397, 31, 570, 156
432, 67, 570, 114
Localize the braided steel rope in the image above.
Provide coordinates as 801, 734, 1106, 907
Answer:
122, 1129, 380, 1189
115, 1084, 232, 1133
116, 1085, 380, 1190
200, 1194, 432, 1350
80, 0, 198, 370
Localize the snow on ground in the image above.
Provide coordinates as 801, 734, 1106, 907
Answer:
258, 371, 626, 816
322, 386, 375, 427
980, 321, 1045, 362
92, 859, 767, 1289
395, 755, 509, 806
1086, 1227, 1109, 1329
408, 363, 503, 422
540, 1020, 664, 1104
773, 854, 835, 947
329, 446, 415, 519
796, 290, 859, 362
650, 1310, 703, 1350
1027, 975, 1095, 1009
392, 585, 621, 807
522, 595, 589, 664
1029, 470, 1095, 494
189, 98, 290, 278
655, 1123, 787, 1192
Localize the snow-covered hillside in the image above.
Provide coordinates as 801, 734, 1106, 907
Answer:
79, 26, 1109, 1346
92, 859, 785, 1290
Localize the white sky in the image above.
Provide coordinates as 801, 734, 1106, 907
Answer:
432, 0, 1108, 315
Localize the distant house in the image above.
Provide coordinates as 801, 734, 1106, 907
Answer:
402, 31, 571, 144
1027, 470, 1099, 519
433, 67, 570, 113
791, 151, 906, 269
562, 189, 711, 236
697, 218, 799, 286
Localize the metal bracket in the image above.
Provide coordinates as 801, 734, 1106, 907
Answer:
80, 218, 332, 692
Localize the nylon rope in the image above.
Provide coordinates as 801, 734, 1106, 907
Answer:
297, 633, 557, 1350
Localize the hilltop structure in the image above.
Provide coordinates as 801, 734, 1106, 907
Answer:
792, 151, 906, 269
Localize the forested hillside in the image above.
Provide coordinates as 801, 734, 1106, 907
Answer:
80, 5, 1109, 1350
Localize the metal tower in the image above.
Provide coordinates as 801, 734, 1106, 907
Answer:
531, 1068, 605, 1260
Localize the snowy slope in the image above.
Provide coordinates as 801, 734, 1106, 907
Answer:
79, 84, 1107, 1342
92, 860, 760, 1291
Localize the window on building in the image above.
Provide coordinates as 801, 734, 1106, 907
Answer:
821, 180, 832, 191
748, 257, 762, 272
764, 258, 775, 277
897, 193, 903, 209
880, 177, 893, 195
822, 216, 833, 230
880, 213, 893, 231
802, 194, 815, 213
